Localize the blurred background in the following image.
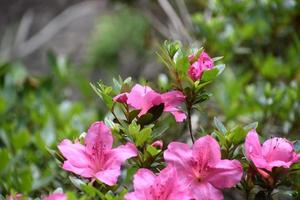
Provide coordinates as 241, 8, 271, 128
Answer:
0, 0, 299, 198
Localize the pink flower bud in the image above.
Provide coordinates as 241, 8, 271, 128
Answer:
151, 140, 163, 149
188, 51, 214, 81
113, 93, 128, 103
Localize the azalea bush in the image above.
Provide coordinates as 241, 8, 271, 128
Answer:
5, 41, 300, 200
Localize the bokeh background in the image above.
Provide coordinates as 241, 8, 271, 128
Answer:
1, 0, 300, 198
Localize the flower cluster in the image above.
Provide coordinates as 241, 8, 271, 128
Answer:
7, 42, 300, 200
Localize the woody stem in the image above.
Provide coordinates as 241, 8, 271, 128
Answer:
187, 105, 195, 144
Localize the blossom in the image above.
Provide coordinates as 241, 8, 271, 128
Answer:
245, 129, 300, 171
125, 166, 193, 200
113, 84, 186, 122
188, 51, 214, 81
164, 135, 243, 200
43, 193, 67, 200
58, 121, 138, 186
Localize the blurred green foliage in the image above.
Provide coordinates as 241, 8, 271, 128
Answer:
87, 5, 149, 70
0, 55, 99, 197
190, 0, 300, 136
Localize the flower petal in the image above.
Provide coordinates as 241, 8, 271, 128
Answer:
161, 91, 185, 108
207, 159, 243, 189
106, 142, 138, 168
164, 142, 193, 179
245, 130, 262, 160
113, 93, 128, 103
245, 130, 270, 169
127, 84, 162, 116
133, 168, 156, 190
192, 135, 221, 166
58, 139, 93, 177
43, 193, 67, 200
262, 138, 297, 164
191, 181, 223, 200
85, 121, 113, 152
95, 168, 121, 186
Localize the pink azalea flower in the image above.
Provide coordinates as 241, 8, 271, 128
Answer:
245, 129, 300, 171
164, 135, 243, 200
58, 121, 138, 186
188, 51, 214, 81
113, 84, 186, 122
43, 193, 66, 200
125, 166, 193, 200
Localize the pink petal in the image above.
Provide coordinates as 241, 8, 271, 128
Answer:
58, 139, 93, 177
262, 138, 297, 164
151, 140, 163, 149
161, 91, 186, 122
62, 161, 93, 178
106, 142, 138, 168
85, 121, 113, 152
161, 91, 185, 108
43, 193, 67, 200
164, 142, 193, 179
191, 181, 223, 200
124, 192, 145, 200
95, 168, 121, 186
192, 135, 221, 166
8, 194, 24, 200
199, 51, 214, 70
245, 130, 262, 158
127, 84, 162, 116
188, 62, 202, 81
133, 168, 156, 190
207, 159, 243, 189
167, 109, 187, 122
113, 93, 128, 103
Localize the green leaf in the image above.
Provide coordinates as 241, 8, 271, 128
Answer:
294, 140, 300, 153
212, 56, 224, 62
0, 148, 9, 173
128, 110, 140, 122
137, 104, 164, 125
135, 127, 152, 146
214, 117, 227, 134
201, 68, 218, 82
66, 192, 77, 200
69, 176, 86, 190
152, 123, 169, 139
173, 49, 189, 72
164, 40, 181, 58
146, 145, 160, 157
128, 121, 140, 136
90, 82, 114, 109
212, 131, 227, 146
227, 125, 247, 145
12, 130, 30, 150
244, 122, 258, 131
201, 64, 225, 82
